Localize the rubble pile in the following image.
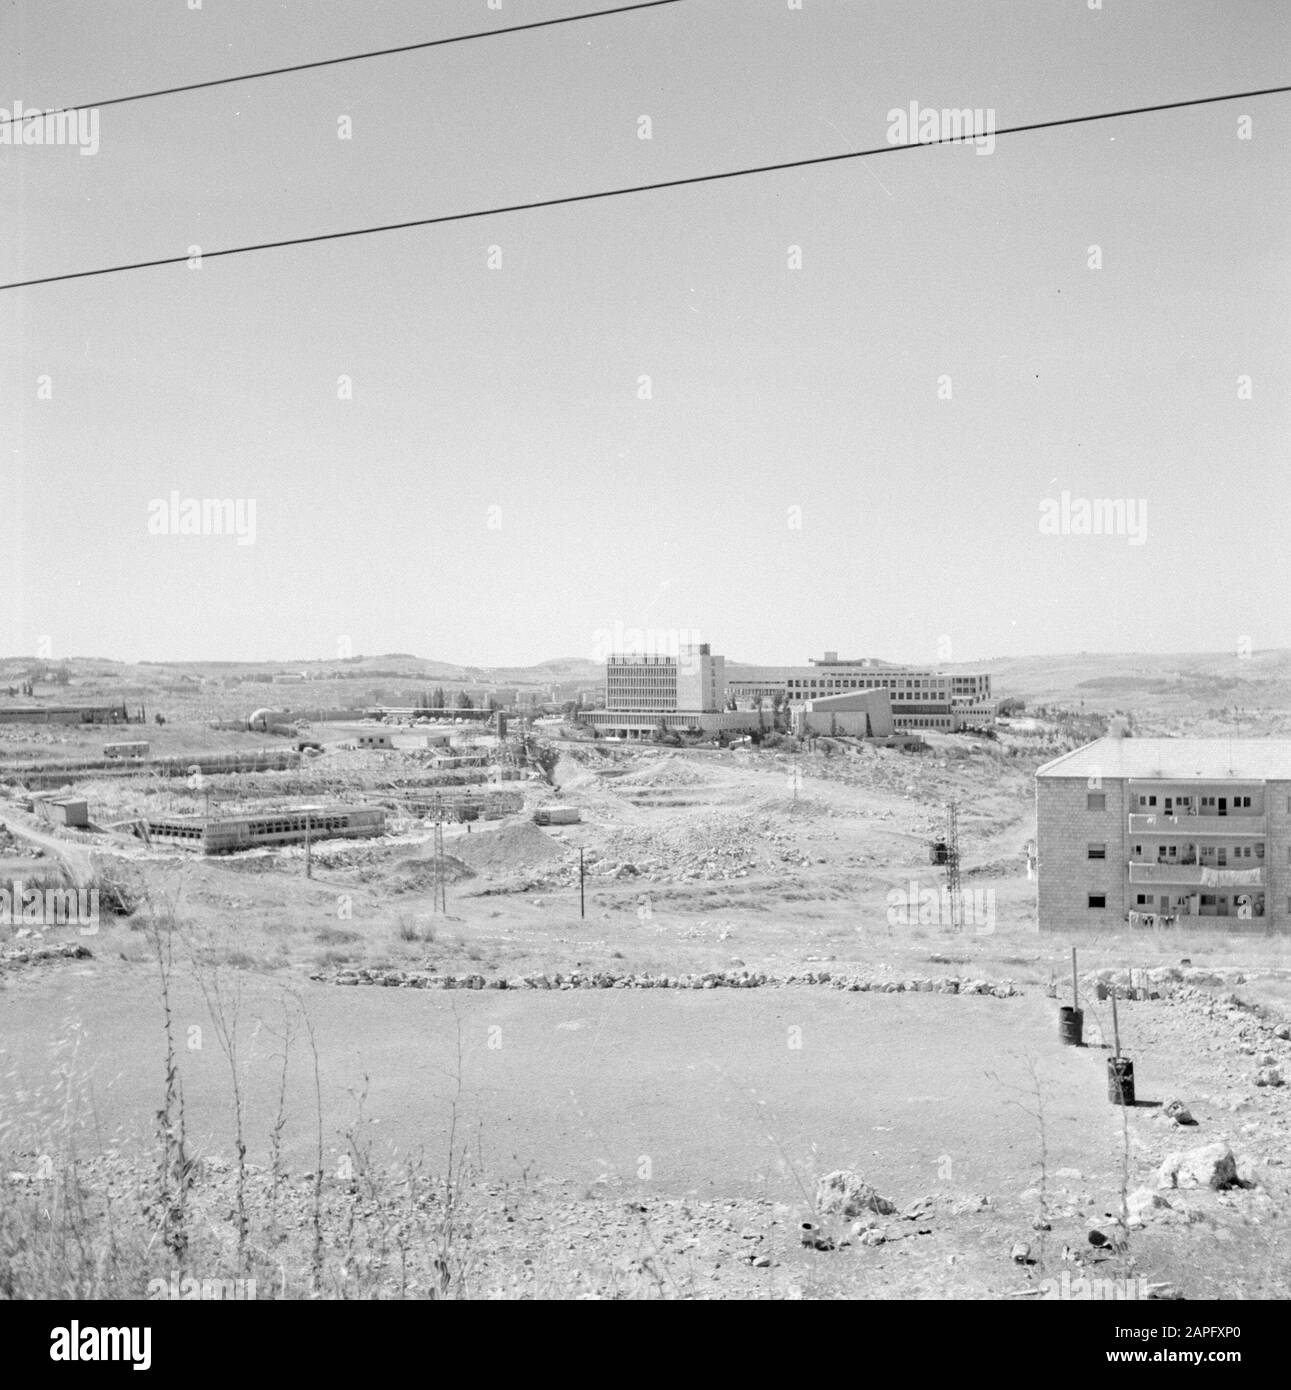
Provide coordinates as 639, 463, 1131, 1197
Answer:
0, 939, 93, 969
578, 814, 765, 884
614, 756, 714, 790
314, 964, 1023, 995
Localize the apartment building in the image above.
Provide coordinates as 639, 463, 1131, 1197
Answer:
1036, 737, 1291, 933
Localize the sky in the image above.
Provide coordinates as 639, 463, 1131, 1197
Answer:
2, 0, 1288, 669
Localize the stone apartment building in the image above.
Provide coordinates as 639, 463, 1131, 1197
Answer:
1035, 737, 1291, 933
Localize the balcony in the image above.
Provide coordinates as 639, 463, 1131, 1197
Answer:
1128, 862, 1204, 885
1127, 812, 1266, 836
1128, 861, 1263, 887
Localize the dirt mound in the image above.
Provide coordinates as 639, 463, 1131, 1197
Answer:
390, 854, 475, 890
595, 813, 761, 881
756, 794, 833, 819
617, 756, 712, 789
452, 821, 568, 874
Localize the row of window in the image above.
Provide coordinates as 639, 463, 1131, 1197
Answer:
1088, 893, 1285, 911
1136, 794, 1255, 809
1091, 843, 1267, 861
1089, 793, 1291, 811
786, 679, 950, 693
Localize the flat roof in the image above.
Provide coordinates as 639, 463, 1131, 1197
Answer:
1037, 737, 1291, 781
804, 690, 891, 710
149, 804, 377, 827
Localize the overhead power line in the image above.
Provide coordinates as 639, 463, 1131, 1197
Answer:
3, 83, 1288, 293
0, 0, 686, 127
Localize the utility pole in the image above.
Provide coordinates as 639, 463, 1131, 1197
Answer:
944, 800, 962, 931
579, 848, 585, 919
431, 794, 446, 914
304, 809, 312, 879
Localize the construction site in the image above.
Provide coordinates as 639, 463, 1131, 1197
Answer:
2, 655, 1290, 1305
1, 0, 1286, 1326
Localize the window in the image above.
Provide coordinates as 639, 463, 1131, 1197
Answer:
1135, 894, 1149, 906
1087, 792, 1105, 811
1088, 894, 1106, 909
1132, 843, 1142, 856
1088, 844, 1106, 859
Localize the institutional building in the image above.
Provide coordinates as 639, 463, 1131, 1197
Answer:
791, 690, 895, 739
138, 805, 385, 855
587, 643, 915, 740
726, 652, 995, 731
1036, 738, 1291, 933
604, 644, 726, 713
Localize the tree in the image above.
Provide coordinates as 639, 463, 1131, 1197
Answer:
455, 690, 474, 711
433, 686, 446, 711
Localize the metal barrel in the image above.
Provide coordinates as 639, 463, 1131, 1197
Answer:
1058, 1005, 1084, 1046
1108, 1057, 1135, 1106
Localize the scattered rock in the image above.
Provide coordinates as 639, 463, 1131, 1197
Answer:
815, 1170, 897, 1220
1126, 1187, 1172, 1224
1156, 1142, 1240, 1191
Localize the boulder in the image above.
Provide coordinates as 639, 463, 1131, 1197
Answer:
1126, 1187, 1172, 1224
815, 1169, 897, 1220
1162, 1099, 1196, 1126
1156, 1142, 1240, 1191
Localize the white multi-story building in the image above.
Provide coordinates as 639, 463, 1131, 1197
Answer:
726, 652, 995, 731
603, 644, 726, 712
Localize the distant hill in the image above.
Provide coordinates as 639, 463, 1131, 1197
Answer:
976, 650, 1291, 717
5, 649, 1291, 723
